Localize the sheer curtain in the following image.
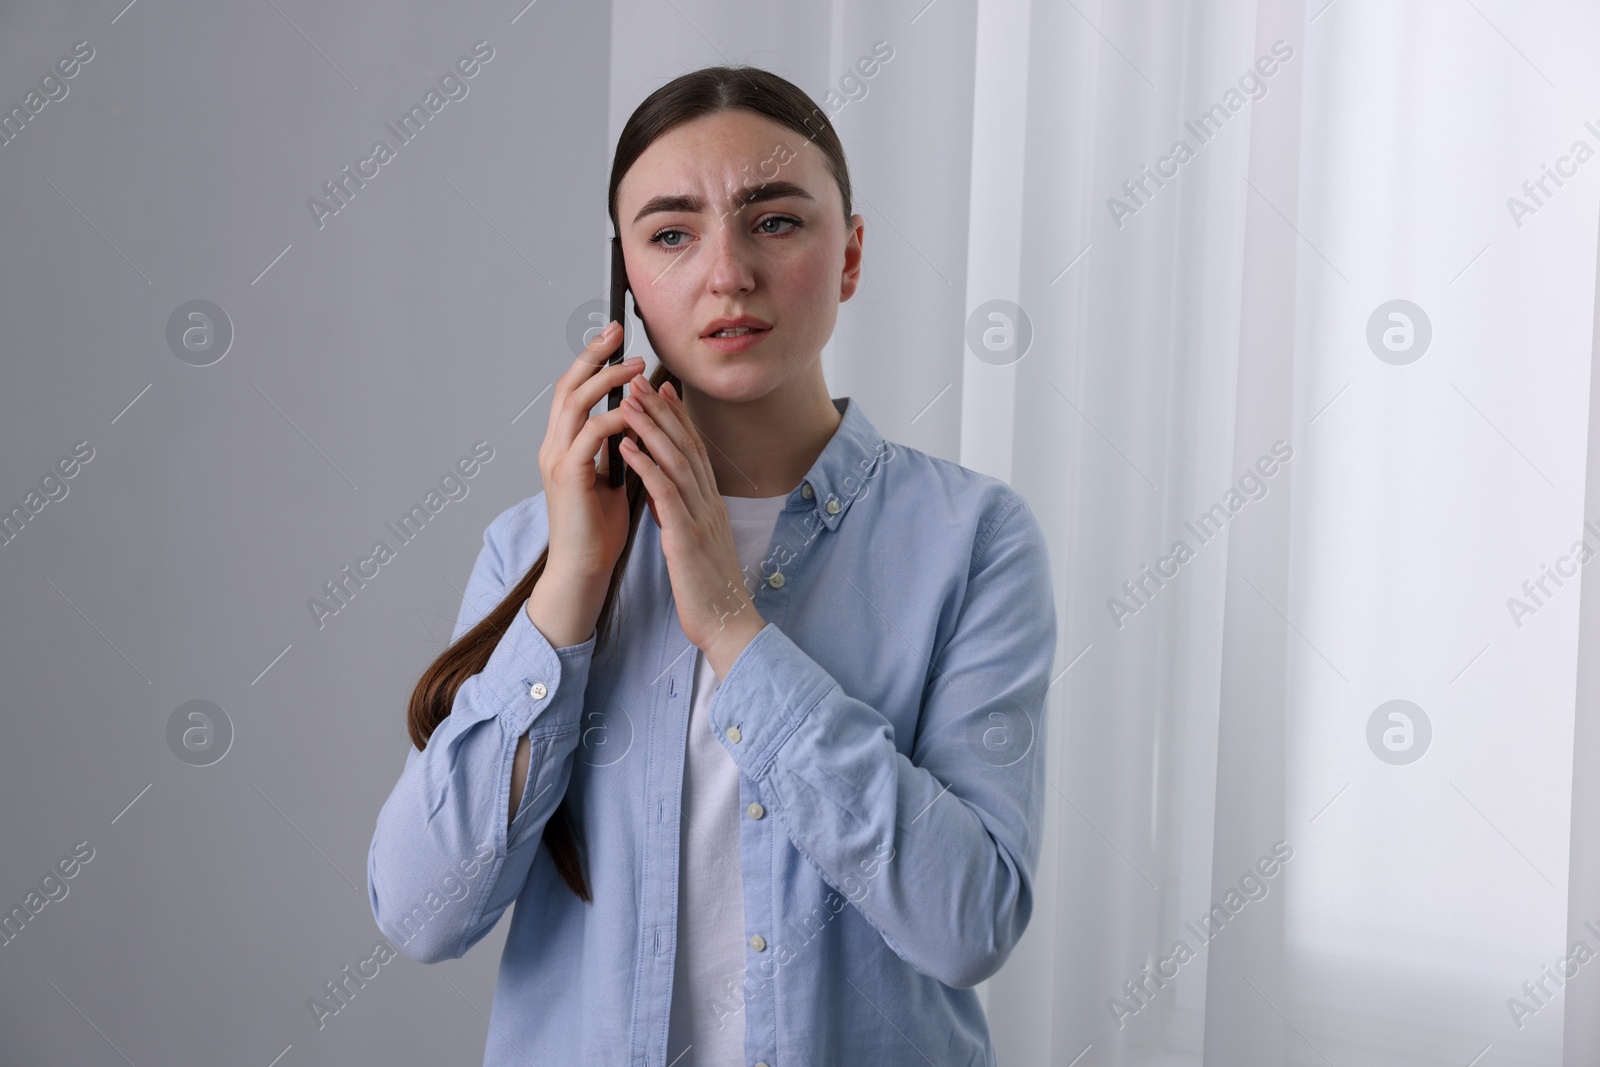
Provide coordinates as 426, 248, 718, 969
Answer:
614, 1, 1599, 1064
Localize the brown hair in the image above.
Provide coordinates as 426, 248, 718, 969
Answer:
405, 65, 854, 903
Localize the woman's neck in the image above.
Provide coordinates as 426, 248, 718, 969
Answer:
680, 368, 843, 499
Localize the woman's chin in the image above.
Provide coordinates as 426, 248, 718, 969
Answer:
671, 367, 783, 406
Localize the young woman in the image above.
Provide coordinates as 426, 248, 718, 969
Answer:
367, 65, 1056, 1067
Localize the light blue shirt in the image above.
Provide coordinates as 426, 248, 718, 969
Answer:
367, 395, 1058, 1066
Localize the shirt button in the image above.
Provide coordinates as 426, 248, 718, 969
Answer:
800, 482, 814, 499
747, 802, 765, 819
749, 934, 766, 951
726, 725, 742, 744
528, 682, 548, 699
825, 497, 841, 514
767, 571, 785, 589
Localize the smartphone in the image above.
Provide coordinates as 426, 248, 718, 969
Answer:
606, 235, 628, 487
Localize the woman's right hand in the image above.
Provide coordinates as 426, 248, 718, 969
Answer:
537, 320, 644, 586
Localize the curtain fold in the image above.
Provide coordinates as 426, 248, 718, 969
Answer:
1200, 1, 1303, 1060
1563, 169, 1600, 1067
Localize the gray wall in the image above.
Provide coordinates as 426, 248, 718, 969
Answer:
0, 3, 626, 1062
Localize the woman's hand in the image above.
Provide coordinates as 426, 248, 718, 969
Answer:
617, 375, 766, 677
537, 321, 643, 589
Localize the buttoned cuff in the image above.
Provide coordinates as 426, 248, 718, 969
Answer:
708, 622, 837, 778
479, 602, 598, 736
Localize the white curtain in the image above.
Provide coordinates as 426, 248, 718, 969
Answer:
612, 1, 1598, 1064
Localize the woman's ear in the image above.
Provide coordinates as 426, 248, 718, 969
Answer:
839, 214, 865, 301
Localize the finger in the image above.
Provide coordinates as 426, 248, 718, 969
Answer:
562, 405, 633, 479
549, 322, 631, 418
658, 383, 722, 501
558, 357, 645, 452
549, 322, 623, 429
573, 319, 624, 370
547, 341, 644, 460
619, 436, 685, 528
591, 426, 642, 475
627, 379, 715, 502
651, 381, 714, 491
620, 396, 708, 513
545, 329, 617, 465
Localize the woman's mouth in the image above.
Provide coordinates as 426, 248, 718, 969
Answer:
701, 325, 771, 353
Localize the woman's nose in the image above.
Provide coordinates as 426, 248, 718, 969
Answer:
704, 223, 756, 296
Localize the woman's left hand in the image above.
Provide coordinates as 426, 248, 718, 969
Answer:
618, 375, 766, 678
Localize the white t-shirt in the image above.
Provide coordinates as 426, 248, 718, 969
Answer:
667, 491, 788, 1066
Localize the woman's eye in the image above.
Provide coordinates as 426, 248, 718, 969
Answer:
756, 215, 801, 236
649, 216, 799, 248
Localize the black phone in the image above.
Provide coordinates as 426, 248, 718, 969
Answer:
606, 235, 628, 487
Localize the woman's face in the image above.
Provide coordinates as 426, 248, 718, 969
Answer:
615, 108, 864, 404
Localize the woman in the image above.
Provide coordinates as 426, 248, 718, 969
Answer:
367, 64, 1057, 1066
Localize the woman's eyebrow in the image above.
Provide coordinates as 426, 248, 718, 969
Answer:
632, 180, 817, 224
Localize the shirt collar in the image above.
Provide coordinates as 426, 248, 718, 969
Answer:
784, 396, 890, 532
